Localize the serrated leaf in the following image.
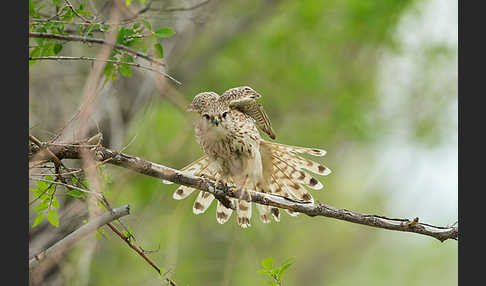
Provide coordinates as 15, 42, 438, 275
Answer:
154, 43, 163, 58
47, 209, 59, 227
262, 257, 274, 269
32, 213, 45, 228
154, 28, 175, 38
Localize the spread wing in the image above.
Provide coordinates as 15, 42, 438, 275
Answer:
220, 86, 276, 139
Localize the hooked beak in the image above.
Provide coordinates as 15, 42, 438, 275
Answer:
212, 117, 221, 126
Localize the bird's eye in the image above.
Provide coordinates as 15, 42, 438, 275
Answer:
222, 111, 228, 118
203, 114, 210, 120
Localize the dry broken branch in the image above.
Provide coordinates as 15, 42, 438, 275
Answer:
29, 140, 459, 242
29, 204, 130, 270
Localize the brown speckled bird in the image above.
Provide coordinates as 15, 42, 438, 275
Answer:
164, 86, 331, 228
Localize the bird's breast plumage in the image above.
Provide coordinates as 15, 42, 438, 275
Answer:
194, 110, 261, 178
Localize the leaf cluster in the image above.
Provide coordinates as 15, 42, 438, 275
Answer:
257, 257, 295, 286
30, 176, 60, 228
29, 0, 176, 81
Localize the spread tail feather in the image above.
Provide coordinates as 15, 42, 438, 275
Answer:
237, 200, 252, 228
262, 140, 331, 216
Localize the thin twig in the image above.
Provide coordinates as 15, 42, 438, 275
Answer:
29, 56, 177, 82
148, 0, 211, 12
31, 178, 103, 199
106, 222, 163, 274
64, 0, 94, 23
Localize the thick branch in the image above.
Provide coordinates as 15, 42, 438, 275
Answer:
29, 204, 130, 270
28, 32, 181, 85
30, 142, 458, 242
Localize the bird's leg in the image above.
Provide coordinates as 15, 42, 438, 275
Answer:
235, 175, 251, 202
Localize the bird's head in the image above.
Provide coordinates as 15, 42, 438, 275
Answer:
188, 91, 232, 134
201, 104, 231, 130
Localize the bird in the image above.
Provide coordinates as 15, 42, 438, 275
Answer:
163, 86, 331, 228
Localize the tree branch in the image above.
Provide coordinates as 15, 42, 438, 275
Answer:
30, 141, 459, 242
148, 0, 211, 13
29, 204, 130, 270
29, 56, 178, 81
28, 32, 181, 85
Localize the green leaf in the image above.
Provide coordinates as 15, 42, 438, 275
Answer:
142, 20, 152, 32
82, 178, 90, 188
67, 189, 85, 198
52, 0, 61, 8
256, 269, 271, 275
35, 201, 49, 212
119, 63, 132, 77
29, 0, 37, 18
37, 180, 48, 191
29, 47, 41, 66
32, 213, 45, 228
53, 43, 63, 54
40, 42, 56, 57
47, 209, 59, 227
52, 198, 60, 209
281, 257, 294, 266
103, 62, 117, 82
279, 262, 293, 276
126, 0, 132, 5
154, 28, 175, 38
262, 257, 274, 269
122, 54, 134, 63
154, 43, 164, 58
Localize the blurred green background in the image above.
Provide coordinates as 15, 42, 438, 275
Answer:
29, 0, 457, 285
